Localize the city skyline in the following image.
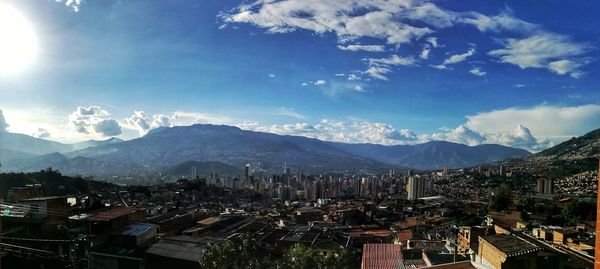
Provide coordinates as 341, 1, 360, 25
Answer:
0, 0, 599, 152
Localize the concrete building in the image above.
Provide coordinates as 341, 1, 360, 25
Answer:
407, 176, 425, 200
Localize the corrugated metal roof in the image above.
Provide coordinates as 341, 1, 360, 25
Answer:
361, 243, 402, 269
87, 207, 139, 221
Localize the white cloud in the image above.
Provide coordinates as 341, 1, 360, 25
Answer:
461, 9, 538, 33
239, 119, 419, 145
268, 73, 276, 78
334, 73, 345, 77
426, 37, 439, 48
125, 111, 173, 136
301, 82, 308, 86
220, 0, 451, 46
221, 2, 593, 79
0, 109, 8, 132
32, 128, 51, 138
488, 32, 590, 77
367, 54, 416, 66
420, 48, 431, 59
347, 73, 361, 81
364, 55, 416, 80
275, 107, 306, 120
337, 44, 385, 52
484, 124, 552, 151
354, 85, 365, 92
94, 119, 122, 137
125, 111, 232, 136
314, 80, 326, 86
68, 106, 122, 137
428, 125, 486, 146
464, 104, 600, 146
55, 0, 81, 12
514, 84, 526, 88
442, 48, 476, 65
365, 66, 391, 80
469, 67, 487, 76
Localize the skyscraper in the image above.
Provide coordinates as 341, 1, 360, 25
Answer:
407, 176, 425, 200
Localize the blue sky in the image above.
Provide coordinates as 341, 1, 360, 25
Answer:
0, 0, 599, 151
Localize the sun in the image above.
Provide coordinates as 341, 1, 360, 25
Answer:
0, 4, 38, 76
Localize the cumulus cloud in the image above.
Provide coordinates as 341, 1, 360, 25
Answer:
125, 111, 231, 136
337, 44, 385, 52
94, 119, 122, 137
420, 48, 431, 59
0, 109, 8, 132
428, 125, 486, 146
488, 32, 590, 78
32, 128, 51, 138
238, 119, 418, 145
354, 85, 365, 92
268, 73, 276, 78
484, 125, 552, 151
68, 106, 122, 137
126, 111, 173, 136
469, 67, 487, 76
464, 104, 600, 145
314, 80, 326, 86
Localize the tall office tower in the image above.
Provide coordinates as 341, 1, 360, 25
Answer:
478, 165, 483, 174
245, 164, 250, 178
443, 165, 448, 176
407, 170, 413, 177
536, 178, 545, 194
543, 179, 553, 195
499, 165, 505, 176
407, 176, 425, 200
595, 157, 600, 269
191, 166, 197, 180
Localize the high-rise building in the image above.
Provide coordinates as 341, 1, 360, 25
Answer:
191, 166, 197, 180
244, 164, 250, 178
407, 176, 425, 200
536, 179, 553, 195
443, 165, 448, 176
499, 165, 505, 176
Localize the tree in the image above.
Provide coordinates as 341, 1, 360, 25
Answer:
199, 235, 262, 269
282, 244, 319, 269
488, 184, 512, 212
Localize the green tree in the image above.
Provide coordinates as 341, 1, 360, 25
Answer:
488, 184, 512, 212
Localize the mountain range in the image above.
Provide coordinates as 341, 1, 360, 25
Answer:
0, 124, 532, 176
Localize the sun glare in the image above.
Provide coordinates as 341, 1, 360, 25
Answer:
0, 4, 38, 76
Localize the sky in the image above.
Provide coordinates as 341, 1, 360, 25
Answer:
0, 0, 599, 152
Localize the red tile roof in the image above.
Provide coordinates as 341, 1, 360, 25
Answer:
361, 243, 402, 269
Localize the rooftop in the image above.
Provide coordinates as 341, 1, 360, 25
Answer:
145, 235, 223, 262
361, 243, 402, 269
87, 207, 140, 222
480, 234, 541, 257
